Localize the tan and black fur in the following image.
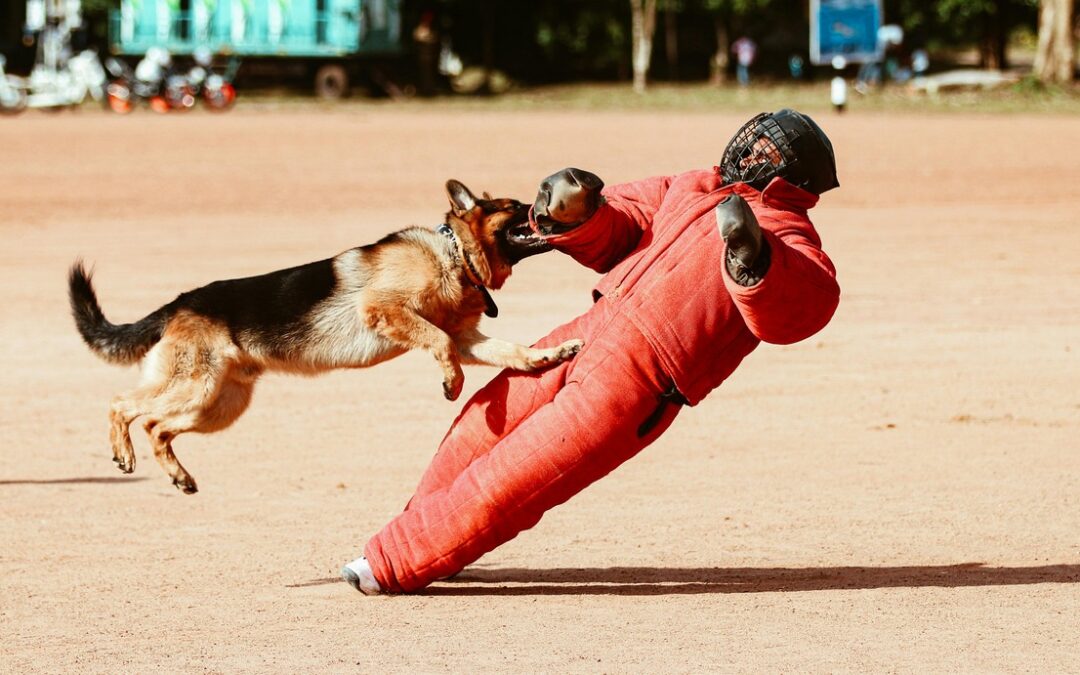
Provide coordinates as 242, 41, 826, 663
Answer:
68, 180, 582, 494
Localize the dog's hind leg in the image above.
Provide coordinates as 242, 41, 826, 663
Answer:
105, 340, 174, 474
138, 381, 208, 493
109, 383, 173, 473
142, 359, 259, 493
108, 391, 146, 473
143, 372, 254, 494
143, 417, 199, 494
140, 381, 215, 494
133, 316, 247, 493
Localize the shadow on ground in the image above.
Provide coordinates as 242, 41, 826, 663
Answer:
292, 562, 1080, 595
0, 476, 149, 486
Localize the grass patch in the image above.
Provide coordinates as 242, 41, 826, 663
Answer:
238, 80, 1080, 115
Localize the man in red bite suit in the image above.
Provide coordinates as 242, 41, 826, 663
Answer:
342, 109, 842, 595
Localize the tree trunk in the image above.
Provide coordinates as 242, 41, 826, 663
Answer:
1034, 0, 1054, 74
481, 0, 495, 94
979, 4, 1008, 70
665, 6, 679, 81
710, 14, 729, 85
1059, 0, 1077, 80
630, 0, 657, 93
1035, 0, 1076, 82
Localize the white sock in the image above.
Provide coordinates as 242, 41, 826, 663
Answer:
342, 556, 382, 595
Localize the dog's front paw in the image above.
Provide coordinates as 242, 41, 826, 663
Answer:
525, 338, 585, 370
443, 374, 464, 401
555, 339, 585, 361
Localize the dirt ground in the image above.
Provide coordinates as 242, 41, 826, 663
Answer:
1, 106, 1078, 673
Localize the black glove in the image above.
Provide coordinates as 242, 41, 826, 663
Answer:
715, 194, 771, 287
532, 168, 605, 235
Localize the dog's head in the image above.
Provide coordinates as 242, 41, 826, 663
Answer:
444, 179, 552, 290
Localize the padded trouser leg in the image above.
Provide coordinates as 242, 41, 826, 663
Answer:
405, 312, 592, 506
365, 313, 678, 592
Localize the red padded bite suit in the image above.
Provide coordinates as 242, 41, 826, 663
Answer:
364, 170, 841, 592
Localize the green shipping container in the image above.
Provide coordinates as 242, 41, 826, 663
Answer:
109, 0, 401, 57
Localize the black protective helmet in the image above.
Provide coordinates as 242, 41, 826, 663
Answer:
720, 109, 839, 195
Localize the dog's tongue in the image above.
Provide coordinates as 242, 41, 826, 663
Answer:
527, 205, 545, 236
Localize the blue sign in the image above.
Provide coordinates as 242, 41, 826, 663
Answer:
810, 0, 883, 65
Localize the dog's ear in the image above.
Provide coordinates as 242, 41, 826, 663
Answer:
446, 180, 477, 214
482, 191, 493, 200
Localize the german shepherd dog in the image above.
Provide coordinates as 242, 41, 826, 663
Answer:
68, 180, 582, 494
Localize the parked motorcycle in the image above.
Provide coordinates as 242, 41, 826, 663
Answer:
183, 48, 239, 111
0, 50, 105, 114
105, 47, 236, 114
105, 47, 181, 114
0, 55, 29, 115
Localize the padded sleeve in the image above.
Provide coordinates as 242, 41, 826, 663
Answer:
723, 214, 840, 345
543, 175, 673, 273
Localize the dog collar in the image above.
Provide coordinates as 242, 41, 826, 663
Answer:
437, 223, 498, 318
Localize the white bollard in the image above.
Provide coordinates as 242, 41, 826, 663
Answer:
830, 55, 847, 113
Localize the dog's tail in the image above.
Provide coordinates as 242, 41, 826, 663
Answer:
68, 261, 171, 365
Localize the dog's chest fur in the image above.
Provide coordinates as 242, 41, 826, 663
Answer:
260, 229, 483, 373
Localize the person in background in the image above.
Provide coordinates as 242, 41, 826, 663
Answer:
731, 35, 757, 86
412, 10, 439, 97
788, 54, 805, 80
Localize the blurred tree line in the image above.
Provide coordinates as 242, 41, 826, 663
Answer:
3, 0, 1072, 83
412, 0, 1063, 84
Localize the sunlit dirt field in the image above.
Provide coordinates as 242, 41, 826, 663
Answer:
2, 105, 1079, 672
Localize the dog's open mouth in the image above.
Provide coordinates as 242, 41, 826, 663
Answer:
507, 220, 550, 248
501, 215, 553, 263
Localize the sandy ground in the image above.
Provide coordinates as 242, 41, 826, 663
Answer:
1, 105, 1078, 673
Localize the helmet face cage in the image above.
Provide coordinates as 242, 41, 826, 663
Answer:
721, 109, 840, 195
721, 112, 803, 191
721, 110, 812, 190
